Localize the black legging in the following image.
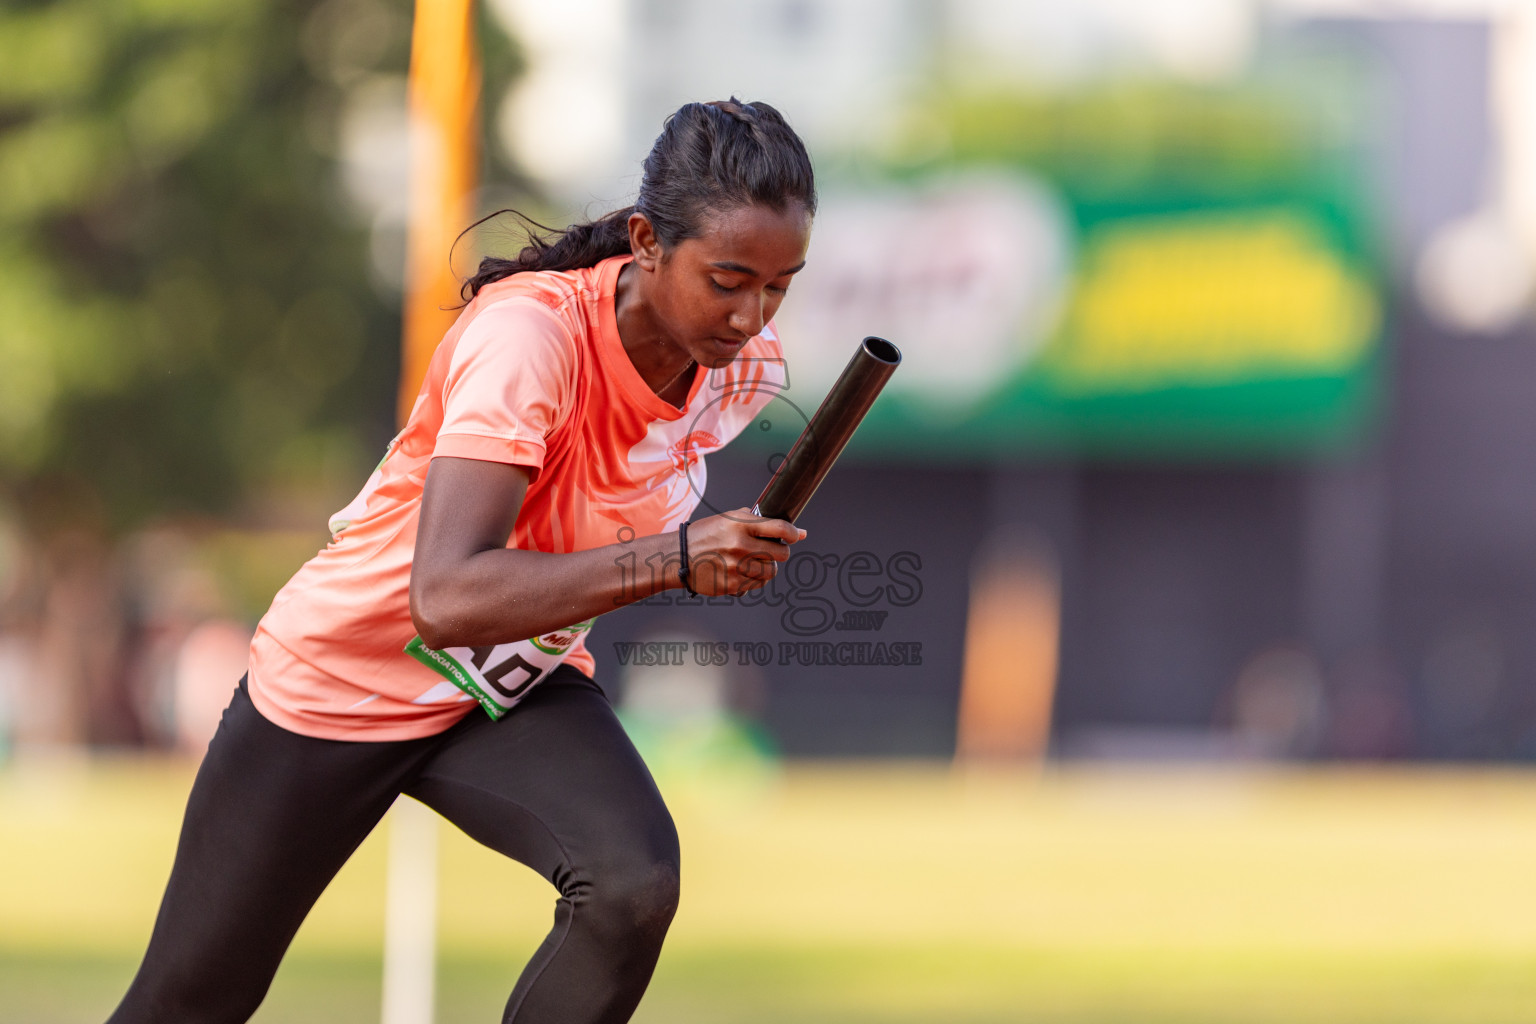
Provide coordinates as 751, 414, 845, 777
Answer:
107, 667, 680, 1024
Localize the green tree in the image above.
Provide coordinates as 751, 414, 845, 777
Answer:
0, 0, 524, 745
0, 0, 408, 523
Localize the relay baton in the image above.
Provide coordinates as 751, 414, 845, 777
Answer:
752, 335, 902, 523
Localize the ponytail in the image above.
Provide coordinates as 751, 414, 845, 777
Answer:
460, 206, 634, 301
463, 97, 816, 300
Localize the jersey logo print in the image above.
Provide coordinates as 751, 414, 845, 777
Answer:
668, 430, 721, 475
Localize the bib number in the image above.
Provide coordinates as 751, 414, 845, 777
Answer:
404, 619, 594, 720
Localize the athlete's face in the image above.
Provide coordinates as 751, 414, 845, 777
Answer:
637, 201, 812, 369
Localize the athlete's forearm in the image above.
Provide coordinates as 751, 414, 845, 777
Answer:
410, 460, 800, 649
410, 529, 683, 649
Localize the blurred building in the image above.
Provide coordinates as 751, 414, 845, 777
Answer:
483, 1, 1536, 762
16, 1, 1525, 760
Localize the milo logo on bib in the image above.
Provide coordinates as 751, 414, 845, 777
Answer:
405, 619, 595, 721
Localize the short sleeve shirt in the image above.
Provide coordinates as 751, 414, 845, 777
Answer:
247, 255, 787, 740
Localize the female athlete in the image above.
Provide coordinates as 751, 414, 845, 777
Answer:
107, 97, 815, 1024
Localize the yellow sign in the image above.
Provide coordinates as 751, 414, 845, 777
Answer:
1046, 212, 1379, 393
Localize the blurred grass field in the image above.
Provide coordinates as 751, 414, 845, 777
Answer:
6, 759, 1536, 1023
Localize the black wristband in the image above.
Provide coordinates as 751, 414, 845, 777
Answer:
678, 520, 698, 596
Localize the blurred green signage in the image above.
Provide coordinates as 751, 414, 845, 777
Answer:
768, 79, 1383, 459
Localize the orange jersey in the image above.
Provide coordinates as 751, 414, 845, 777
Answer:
248, 255, 786, 740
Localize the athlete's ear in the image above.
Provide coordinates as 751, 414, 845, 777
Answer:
628, 212, 663, 271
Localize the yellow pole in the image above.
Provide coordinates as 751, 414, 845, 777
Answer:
399, 0, 482, 427
955, 533, 1062, 765
383, 6, 479, 1022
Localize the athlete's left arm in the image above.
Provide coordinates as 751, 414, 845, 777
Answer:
408, 455, 803, 650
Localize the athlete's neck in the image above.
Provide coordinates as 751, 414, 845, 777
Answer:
614, 261, 694, 399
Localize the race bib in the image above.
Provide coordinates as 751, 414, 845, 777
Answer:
404, 619, 595, 720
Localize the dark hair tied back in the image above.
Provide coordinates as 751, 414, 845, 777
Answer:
463, 98, 817, 299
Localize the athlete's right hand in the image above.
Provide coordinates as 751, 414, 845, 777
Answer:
682, 508, 805, 596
